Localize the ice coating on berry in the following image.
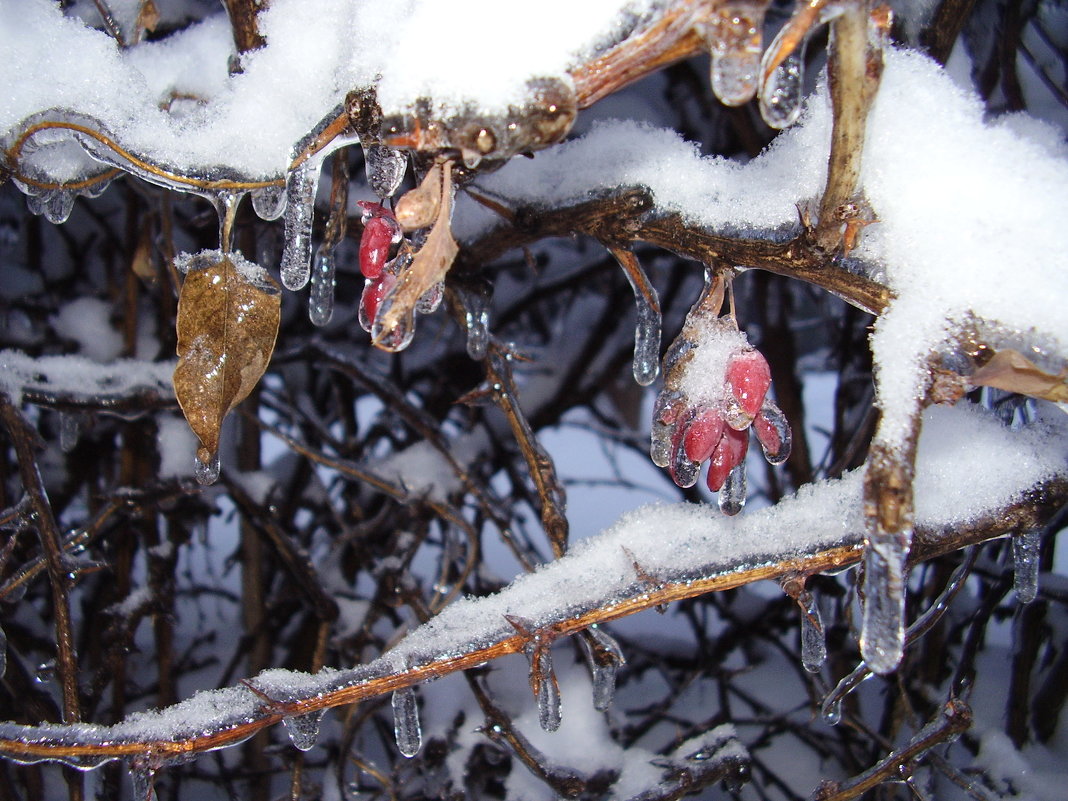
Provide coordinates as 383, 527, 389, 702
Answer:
726, 349, 771, 419
360, 216, 397, 279
707, 426, 748, 492
684, 408, 725, 464
669, 414, 701, 488
360, 273, 396, 332
754, 403, 792, 465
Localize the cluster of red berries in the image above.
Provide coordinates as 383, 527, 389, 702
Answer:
356, 200, 403, 332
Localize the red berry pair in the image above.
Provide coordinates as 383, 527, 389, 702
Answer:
357, 201, 402, 332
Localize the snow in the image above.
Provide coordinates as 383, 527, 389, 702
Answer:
0, 349, 174, 407
50, 297, 123, 363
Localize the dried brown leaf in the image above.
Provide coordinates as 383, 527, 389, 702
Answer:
969, 349, 1068, 403
174, 254, 280, 463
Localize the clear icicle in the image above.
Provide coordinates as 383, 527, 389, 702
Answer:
364, 144, 407, 199
59, 411, 81, 453
282, 709, 325, 752
821, 663, 872, 725
129, 762, 158, 801
651, 390, 683, 469
532, 645, 561, 732
580, 626, 626, 711
309, 245, 336, 326
622, 264, 661, 387
718, 461, 747, 515
391, 686, 423, 758
1013, 529, 1042, 604
280, 158, 323, 290
458, 286, 491, 360
860, 534, 909, 674
671, 434, 701, 488
759, 39, 806, 129
194, 451, 220, 486
42, 190, 76, 225
707, 2, 766, 106
797, 589, 827, 673
251, 184, 287, 221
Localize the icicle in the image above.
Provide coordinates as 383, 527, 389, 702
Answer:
391, 686, 423, 758
1013, 529, 1042, 604
671, 423, 701, 489
860, 535, 909, 674
650, 390, 683, 468
280, 155, 326, 291
370, 294, 416, 352
615, 249, 662, 386
251, 184, 287, 221
363, 144, 407, 199
129, 761, 158, 801
282, 709, 325, 752
718, 461, 746, 515
533, 645, 562, 732
707, 2, 766, 106
416, 281, 444, 314
821, 663, 872, 725
458, 286, 491, 360
42, 190, 76, 225
309, 244, 336, 326
759, 46, 805, 129
210, 191, 244, 253
580, 625, 626, 711
59, 411, 82, 453
194, 450, 220, 486
797, 589, 826, 673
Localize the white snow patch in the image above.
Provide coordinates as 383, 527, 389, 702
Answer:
50, 297, 123, 363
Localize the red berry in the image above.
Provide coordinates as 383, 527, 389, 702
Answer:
357, 200, 396, 222
360, 272, 396, 331
683, 408, 725, 463
754, 403, 792, 465
360, 216, 397, 279
726, 349, 772, 419
706, 426, 748, 492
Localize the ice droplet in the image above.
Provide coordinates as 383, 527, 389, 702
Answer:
194, 451, 221, 486
797, 589, 827, 673
718, 461, 746, 515
533, 645, 562, 732
860, 535, 909, 674
282, 709, 325, 752
821, 696, 842, 726
1013, 529, 1042, 604
59, 411, 82, 453
129, 762, 158, 801
280, 157, 324, 291
391, 687, 423, 758
670, 429, 701, 489
619, 257, 661, 386
650, 390, 684, 468
707, 2, 766, 106
370, 295, 416, 352
457, 286, 491, 360
363, 144, 407, 199
251, 184, 287, 221
416, 281, 444, 315
821, 663, 872, 725
579, 625, 626, 711
42, 190, 76, 225
309, 245, 336, 326
754, 402, 792, 465
759, 38, 806, 129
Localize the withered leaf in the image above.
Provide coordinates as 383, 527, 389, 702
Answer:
374, 159, 458, 349
969, 348, 1068, 403
174, 253, 280, 463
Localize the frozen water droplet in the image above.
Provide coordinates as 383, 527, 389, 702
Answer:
860, 535, 909, 674
651, 390, 684, 468
821, 696, 842, 726
59, 411, 82, 453
707, 3, 766, 106
821, 664, 873, 726
129, 762, 158, 801
391, 686, 423, 758
759, 24, 807, 130
618, 254, 661, 386
251, 184, 287, 221
309, 245, 336, 326
580, 626, 625, 711
457, 286, 491, 360
797, 590, 826, 673
718, 460, 746, 515
533, 646, 561, 732
280, 157, 325, 291
282, 710, 325, 752
80, 175, 114, 199
25, 192, 46, 217
754, 402, 791, 465
194, 451, 220, 486
363, 144, 407, 198
416, 281, 444, 315
42, 190, 76, 224
371, 295, 416, 352
671, 428, 701, 488
1013, 529, 1041, 604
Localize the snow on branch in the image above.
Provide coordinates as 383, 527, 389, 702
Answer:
0, 403, 1063, 767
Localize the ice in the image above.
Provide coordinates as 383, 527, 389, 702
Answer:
616, 253, 661, 386
797, 589, 826, 673
706, 2, 766, 107
531, 645, 562, 732
309, 245, 336, 326
59, 411, 82, 453
578, 625, 625, 711
194, 451, 220, 486
1012, 528, 1042, 604
718, 462, 746, 516
391, 686, 423, 758
860, 536, 908, 675
40, 190, 76, 225
129, 762, 158, 801
280, 157, 324, 291
670, 430, 701, 488
251, 185, 287, 221
650, 390, 683, 468
754, 402, 792, 465
363, 144, 407, 199
759, 46, 805, 130
282, 710, 325, 752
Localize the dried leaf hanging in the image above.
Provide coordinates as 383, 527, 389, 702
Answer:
173, 252, 281, 465
969, 348, 1068, 403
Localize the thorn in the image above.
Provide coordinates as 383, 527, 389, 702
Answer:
622, 547, 667, 613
